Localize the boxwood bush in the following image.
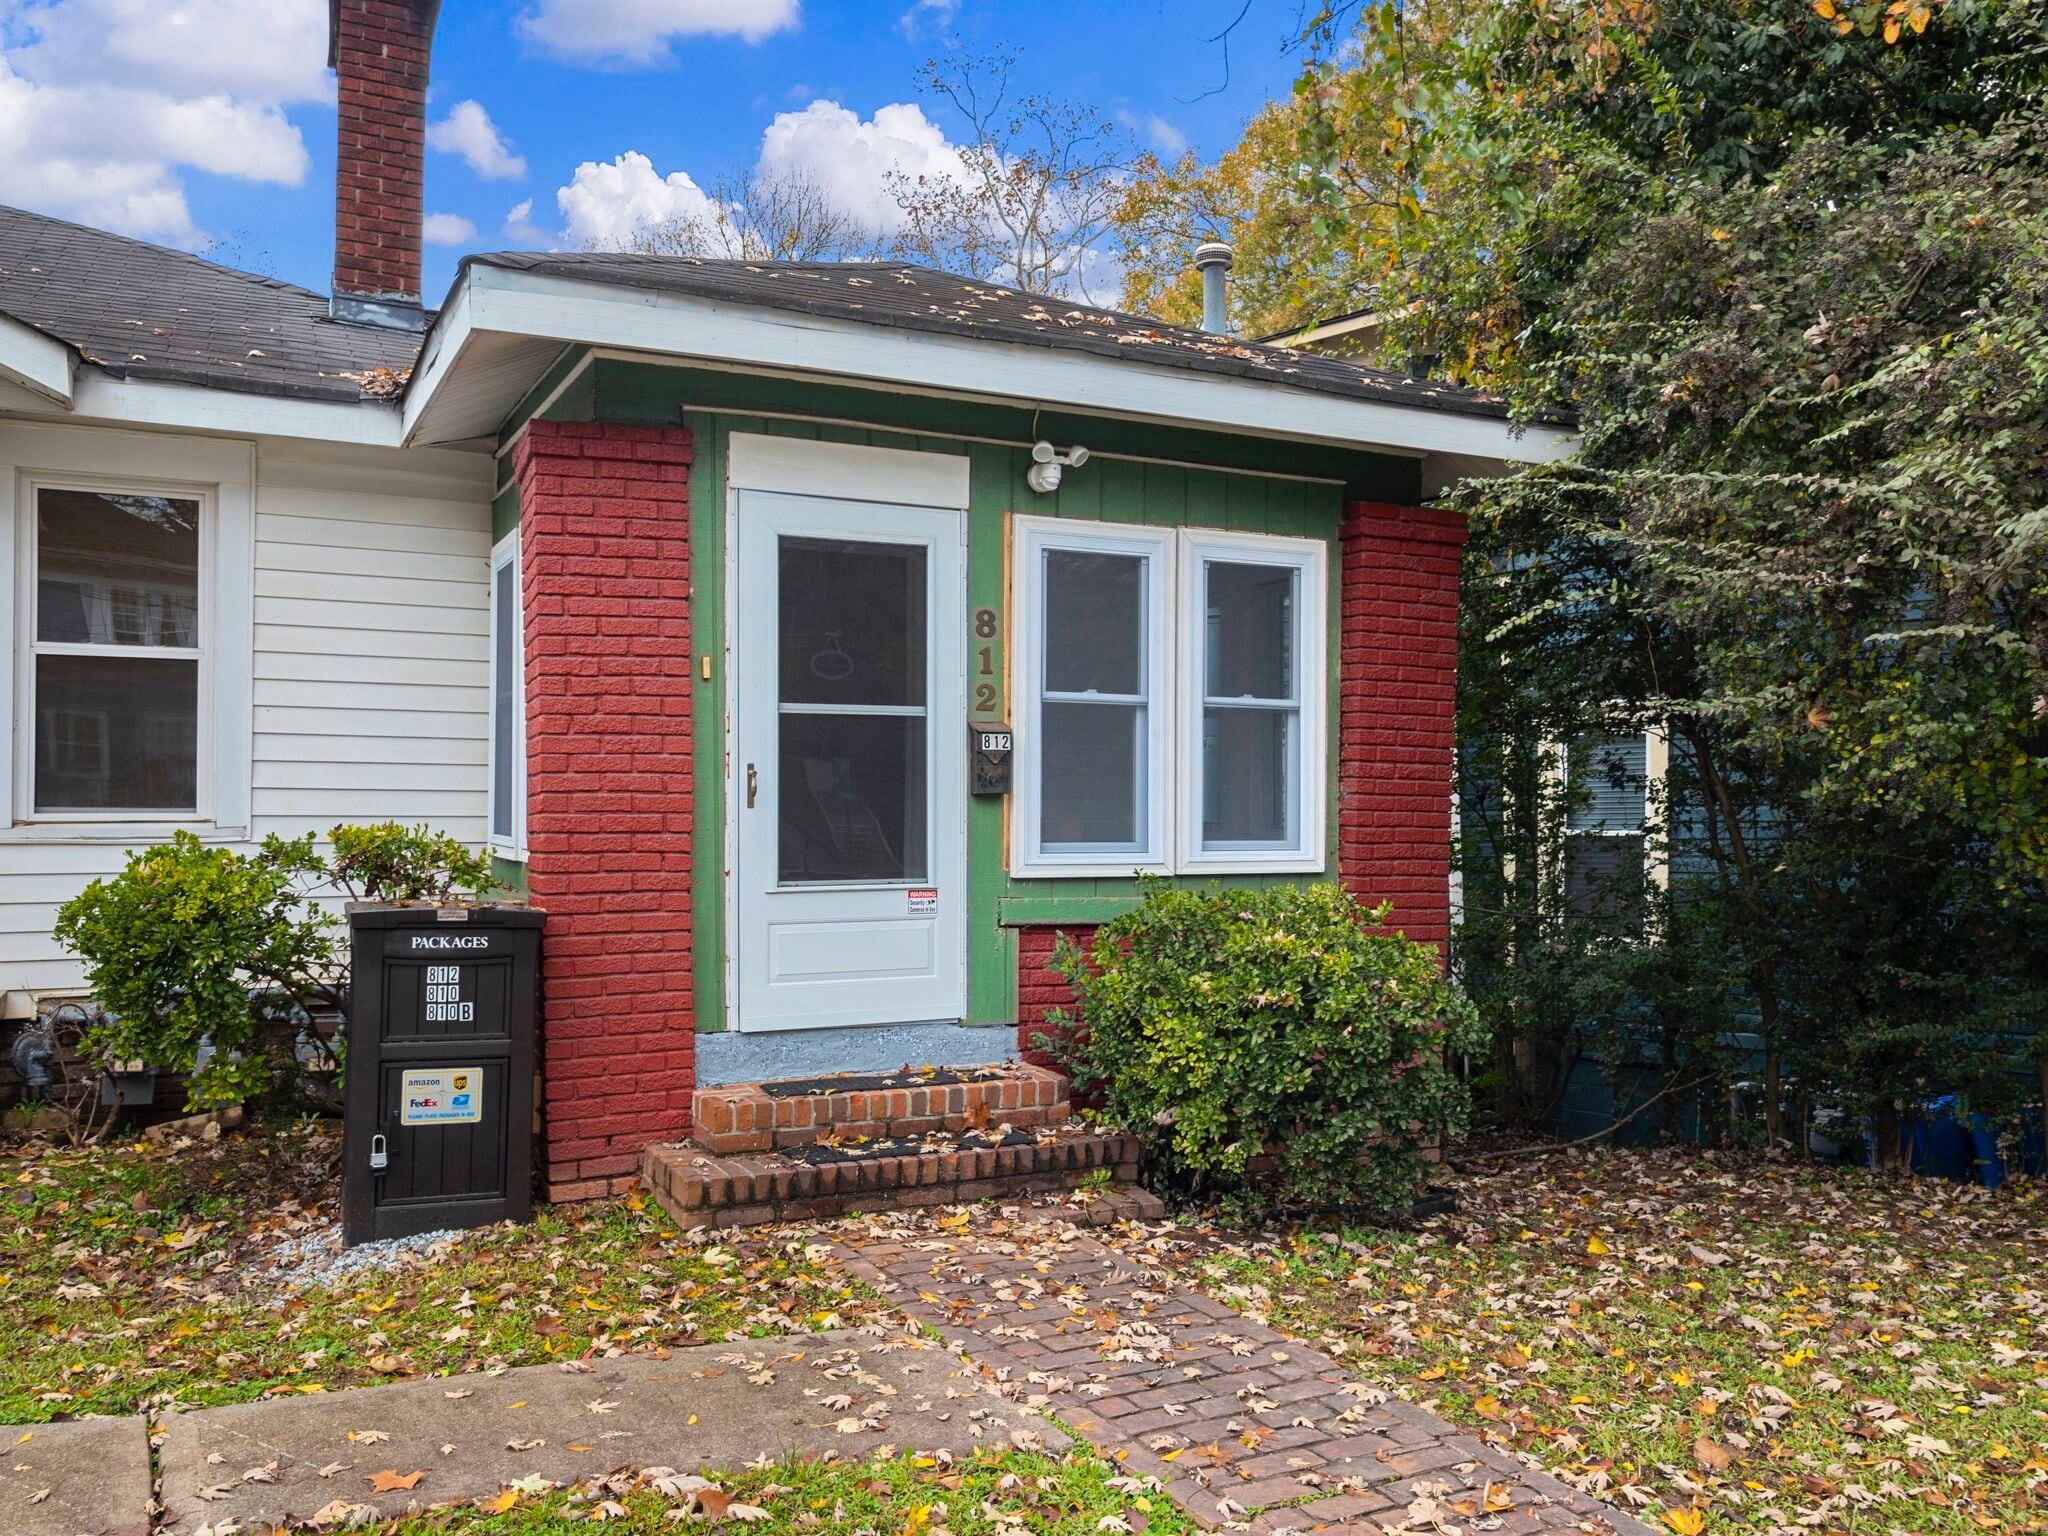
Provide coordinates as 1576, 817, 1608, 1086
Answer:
1040, 881, 1484, 1213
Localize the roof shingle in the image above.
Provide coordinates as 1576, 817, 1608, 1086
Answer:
0, 204, 418, 403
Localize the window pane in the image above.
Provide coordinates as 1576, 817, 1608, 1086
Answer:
34, 654, 197, 811
778, 537, 926, 708
37, 489, 200, 647
1568, 734, 1648, 832
1044, 549, 1143, 695
1203, 707, 1295, 847
1041, 700, 1143, 850
779, 713, 926, 882
491, 558, 516, 841
1204, 561, 1295, 701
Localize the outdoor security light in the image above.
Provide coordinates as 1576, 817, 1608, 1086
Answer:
1026, 440, 1090, 494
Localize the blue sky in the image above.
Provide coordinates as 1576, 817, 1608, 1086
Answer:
0, 0, 1309, 305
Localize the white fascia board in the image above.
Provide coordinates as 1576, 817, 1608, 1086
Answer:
0, 314, 74, 406
408, 264, 1574, 465
66, 369, 404, 446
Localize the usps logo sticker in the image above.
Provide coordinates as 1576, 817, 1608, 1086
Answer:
400, 1068, 484, 1126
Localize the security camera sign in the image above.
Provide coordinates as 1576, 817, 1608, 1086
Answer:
400, 1068, 483, 1126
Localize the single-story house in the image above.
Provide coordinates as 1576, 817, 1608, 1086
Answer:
0, 0, 1569, 1197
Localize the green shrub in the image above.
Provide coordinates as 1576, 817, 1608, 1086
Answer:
52, 822, 497, 1109
327, 822, 496, 904
1040, 881, 1485, 1213
52, 832, 341, 1108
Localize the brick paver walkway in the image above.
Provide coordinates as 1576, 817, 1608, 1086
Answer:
836, 1202, 1659, 1536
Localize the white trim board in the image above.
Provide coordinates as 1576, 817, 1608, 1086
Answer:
0, 316, 74, 406
726, 432, 970, 509
406, 264, 1575, 467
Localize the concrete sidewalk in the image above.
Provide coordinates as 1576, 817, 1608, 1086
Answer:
154, 1329, 1062, 1531
5, 1327, 1066, 1535
0, 1416, 151, 1536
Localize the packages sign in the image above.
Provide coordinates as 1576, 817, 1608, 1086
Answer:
400, 1067, 483, 1126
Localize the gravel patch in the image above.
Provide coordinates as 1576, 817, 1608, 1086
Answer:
260, 1222, 470, 1298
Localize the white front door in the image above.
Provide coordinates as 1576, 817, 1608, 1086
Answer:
731, 490, 967, 1031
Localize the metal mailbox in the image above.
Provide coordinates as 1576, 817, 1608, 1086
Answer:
342, 903, 543, 1246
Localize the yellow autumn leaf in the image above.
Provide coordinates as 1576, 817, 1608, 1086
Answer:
1909, 3, 1931, 29
1472, 1395, 1503, 1419
1884, 15, 1902, 39
481, 1488, 519, 1513
1586, 1234, 1610, 1255
1813, 0, 1837, 14
1664, 1508, 1707, 1535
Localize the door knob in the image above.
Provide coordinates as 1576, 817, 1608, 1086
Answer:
746, 763, 758, 809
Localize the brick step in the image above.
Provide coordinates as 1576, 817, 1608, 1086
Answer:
639, 1125, 1145, 1231
692, 1063, 1070, 1155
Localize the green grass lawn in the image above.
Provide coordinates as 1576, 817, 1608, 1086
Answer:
1180, 1148, 2048, 1535
376, 1448, 1192, 1534
0, 1119, 884, 1422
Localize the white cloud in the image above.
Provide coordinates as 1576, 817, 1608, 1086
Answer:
556, 151, 720, 248
1124, 112, 1188, 159
502, 198, 550, 247
755, 99, 968, 233
896, 0, 959, 41
422, 212, 478, 246
0, 0, 327, 246
428, 100, 527, 181
517, 0, 800, 66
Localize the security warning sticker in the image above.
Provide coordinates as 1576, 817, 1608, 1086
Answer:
907, 888, 938, 915
400, 1068, 483, 1126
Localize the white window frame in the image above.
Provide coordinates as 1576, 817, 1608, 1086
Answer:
1178, 530, 1327, 875
1010, 516, 1327, 878
1012, 518, 1173, 878
487, 528, 526, 858
0, 424, 253, 839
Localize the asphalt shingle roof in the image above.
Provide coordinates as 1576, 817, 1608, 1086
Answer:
463, 252, 1515, 422
0, 204, 419, 403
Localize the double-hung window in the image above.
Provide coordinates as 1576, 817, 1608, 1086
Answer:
1563, 732, 1651, 917
28, 484, 205, 815
1014, 517, 1325, 876
487, 530, 525, 856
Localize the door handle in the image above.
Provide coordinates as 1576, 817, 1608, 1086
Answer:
746, 763, 758, 809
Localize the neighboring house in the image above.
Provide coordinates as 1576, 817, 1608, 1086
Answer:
0, 0, 1569, 1197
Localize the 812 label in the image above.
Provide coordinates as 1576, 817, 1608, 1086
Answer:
423, 963, 475, 1024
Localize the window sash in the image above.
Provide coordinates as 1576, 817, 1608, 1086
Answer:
1013, 519, 1171, 872
24, 479, 210, 820
488, 531, 525, 855
1180, 535, 1322, 869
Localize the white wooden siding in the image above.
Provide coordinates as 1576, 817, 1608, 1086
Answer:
2, 431, 494, 994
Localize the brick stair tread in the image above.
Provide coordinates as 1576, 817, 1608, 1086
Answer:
640, 1123, 1144, 1231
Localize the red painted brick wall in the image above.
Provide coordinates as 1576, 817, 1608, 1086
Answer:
515, 420, 697, 1200
1337, 501, 1467, 953
1014, 924, 1095, 1067
331, 0, 434, 301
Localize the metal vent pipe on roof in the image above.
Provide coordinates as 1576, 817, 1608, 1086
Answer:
1193, 241, 1233, 335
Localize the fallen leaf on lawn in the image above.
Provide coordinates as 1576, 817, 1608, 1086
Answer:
479, 1488, 519, 1513
1663, 1509, 1705, 1535
696, 1487, 736, 1519
365, 1469, 424, 1493
1586, 1234, 1610, 1255
1692, 1437, 1733, 1473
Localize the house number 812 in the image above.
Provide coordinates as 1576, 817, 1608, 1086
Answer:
972, 607, 1000, 712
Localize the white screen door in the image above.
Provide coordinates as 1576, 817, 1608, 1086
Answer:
731, 490, 966, 1031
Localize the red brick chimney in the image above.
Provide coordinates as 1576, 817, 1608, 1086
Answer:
328, 0, 440, 328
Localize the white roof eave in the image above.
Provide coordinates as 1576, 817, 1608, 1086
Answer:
404, 264, 1575, 468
